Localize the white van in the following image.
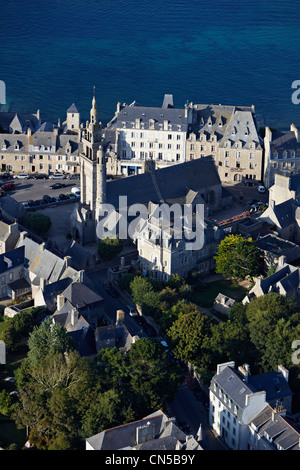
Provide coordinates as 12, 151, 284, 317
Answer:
71, 187, 81, 197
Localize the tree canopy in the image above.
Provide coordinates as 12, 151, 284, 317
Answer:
214, 234, 261, 280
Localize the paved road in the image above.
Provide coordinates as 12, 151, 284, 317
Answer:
168, 382, 228, 451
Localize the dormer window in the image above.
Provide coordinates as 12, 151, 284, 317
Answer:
283, 150, 287, 158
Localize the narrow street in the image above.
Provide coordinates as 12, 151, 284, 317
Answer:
168, 382, 228, 450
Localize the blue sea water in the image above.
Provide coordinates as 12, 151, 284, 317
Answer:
0, 0, 299, 128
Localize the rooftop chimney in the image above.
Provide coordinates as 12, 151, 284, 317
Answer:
136, 421, 155, 445
116, 309, 125, 325
57, 294, 65, 311
70, 308, 78, 326
290, 123, 300, 143
278, 365, 289, 382
238, 364, 250, 382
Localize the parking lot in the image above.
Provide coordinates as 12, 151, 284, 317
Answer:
0, 176, 80, 204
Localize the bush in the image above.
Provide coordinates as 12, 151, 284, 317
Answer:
24, 212, 51, 235
97, 236, 123, 260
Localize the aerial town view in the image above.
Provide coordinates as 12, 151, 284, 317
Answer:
0, 0, 300, 460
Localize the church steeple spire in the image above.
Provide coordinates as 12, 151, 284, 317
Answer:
90, 85, 98, 125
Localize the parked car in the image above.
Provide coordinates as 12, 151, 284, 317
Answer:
13, 173, 29, 179
4, 377, 15, 383
185, 375, 198, 390
71, 187, 81, 197
27, 200, 37, 207
257, 185, 266, 193
21, 202, 31, 209
43, 195, 52, 203
126, 305, 138, 317
0, 182, 15, 191
66, 192, 78, 200
59, 193, 69, 200
50, 183, 66, 189
33, 173, 49, 179
1, 173, 11, 179
49, 173, 66, 179
68, 174, 80, 179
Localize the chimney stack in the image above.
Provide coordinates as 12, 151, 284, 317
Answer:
116, 309, 125, 325
290, 123, 300, 143
278, 365, 289, 382
238, 364, 250, 382
56, 294, 65, 311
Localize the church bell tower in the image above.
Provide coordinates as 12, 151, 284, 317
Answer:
71, 88, 107, 245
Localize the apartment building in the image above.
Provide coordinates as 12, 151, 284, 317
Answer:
0, 105, 81, 176
104, 94, 194, 176
186, 104, 263, 185
209, 362, 292, 450
264, 124, 300, 189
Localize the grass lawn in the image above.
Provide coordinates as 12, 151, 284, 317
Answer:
0, 415, 27, 449
189, 279, 247, 308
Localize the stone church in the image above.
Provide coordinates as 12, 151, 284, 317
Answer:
71, 94, 232, 247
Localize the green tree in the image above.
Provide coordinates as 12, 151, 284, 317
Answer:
130, 276, 152, 306
24, 212, 51, 234
214, 234, 261, 280
97, 235, 122, 260
118, 273, 136, 292
245, 293, 298, 356
166, 310, 216, 367
26, 317, 74, 367
127, 338, 181, 415
0, 390, 16, 416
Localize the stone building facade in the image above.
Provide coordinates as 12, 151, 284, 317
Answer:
263, 124, 300, 189
0, 106, 81, 176
186, 104, 263, 185
103, 94, 194, 177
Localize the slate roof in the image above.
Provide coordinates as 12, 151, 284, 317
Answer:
0, 246, 25, 274
106, 156, 221, 209
57, 134, 80, 156
17, 236, 66, 283
67, 103, 80, 114
272, 199, 296, 228
0, 111, 40, 133
211, 366, 255, 420
30, 130, 57, 151
256, 264, 299, 295
251, 405, 300, 450
248, 371, 293, 402
61, 281, 103, 308
37, 122, 54, 132
190, 104, 236, 141
0, 195, 27, 220
289, 174, 300, 192
85, 410, 201, 450
270, 130, 300, 153
110, 102, 189, 132
212, 364, 293, 421
52, 308, 96, 356
221, 109, 261, 149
